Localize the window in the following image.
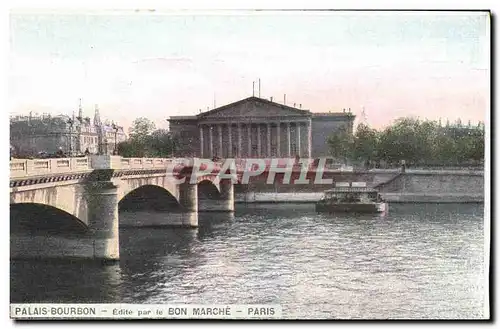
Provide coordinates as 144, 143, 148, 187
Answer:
252, 145, 258, 157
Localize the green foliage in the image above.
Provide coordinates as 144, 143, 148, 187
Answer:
118, 118, 177, 157
326, 125, 354, 164
148, 129, 178, 157
352, 123, 379, 161
128, 117, 156, 143
327, 118, 485, 166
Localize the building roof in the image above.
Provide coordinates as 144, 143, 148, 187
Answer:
168, 96, 354, 122
102, 124, 125, 133
313, 112, 354, 117
196, 96, 311, 119
169, 115, 198, 121
167, 96, 356, 123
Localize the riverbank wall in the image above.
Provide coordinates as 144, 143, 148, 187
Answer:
234, 169, 484, 204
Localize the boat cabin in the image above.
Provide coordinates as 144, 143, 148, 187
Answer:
321, 186, 383, 203
317, 182, 387, 213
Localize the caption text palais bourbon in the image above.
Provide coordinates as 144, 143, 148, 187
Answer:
10, 304, 281, 319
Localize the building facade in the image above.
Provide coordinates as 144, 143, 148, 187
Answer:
168, 96, 355, 158
10, 104, 127, 157
440, 120, 485, 138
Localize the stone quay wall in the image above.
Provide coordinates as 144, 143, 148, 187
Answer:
235, 169, 484, 203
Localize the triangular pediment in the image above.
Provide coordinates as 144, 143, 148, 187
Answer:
197, 97, 310, 119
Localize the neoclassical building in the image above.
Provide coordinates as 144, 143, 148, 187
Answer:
168, 96, 355, 158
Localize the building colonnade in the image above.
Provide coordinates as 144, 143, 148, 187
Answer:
199, 120, 312, 159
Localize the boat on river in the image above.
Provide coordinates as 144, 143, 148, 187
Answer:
315, 182, 387, 213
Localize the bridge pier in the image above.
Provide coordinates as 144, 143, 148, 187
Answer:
85, 181, 120, 261
220, 181, 235, 212
176, 181, 199, 227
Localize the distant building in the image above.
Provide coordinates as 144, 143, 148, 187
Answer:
168, 96, 355, 158
10, 102, 127, 157
441, 120, 485, 138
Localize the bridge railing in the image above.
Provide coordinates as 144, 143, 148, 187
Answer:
10, 156, 186, 178
10, 158, 92, 178
120, 157, 175, 169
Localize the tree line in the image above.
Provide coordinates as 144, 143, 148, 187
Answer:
117, 117, 178, 157
327, 117, 485, 168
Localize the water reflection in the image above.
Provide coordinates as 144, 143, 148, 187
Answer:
197, 212, 235, 240
118, 227, 200, 303
10, 260, 123, 303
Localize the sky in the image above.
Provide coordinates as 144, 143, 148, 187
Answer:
8, 10, 490, 131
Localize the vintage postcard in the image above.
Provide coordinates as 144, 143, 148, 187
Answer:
9, 8, 490, 320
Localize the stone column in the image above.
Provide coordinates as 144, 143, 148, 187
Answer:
287, 122, 291, 157
218, 124, 223, 158
228, 124, 233, 158
307, 119, 312, 159
178, 181, 198, 227
209, 125, 214, 158
247, 124, 252, 156
296, 122, 301, 157
86, 181, 119, 260
267, 123, 271, 157
199, 125, 204, 158
238, 124, 242, 158
257, 124, 261, 157
276, 122, 281, 157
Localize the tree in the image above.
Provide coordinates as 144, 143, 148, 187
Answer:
433, 131, 458, 165
352, 123, 379, 162
128, 117, 156, 143
366, 117, 485, 167
148, 129, 178, 157
470, 130, 485, 162
117, 140, 142, 157
414, 120, 439, 164
117, 118, 179, 158
327, 125, 354, 164
377, 117, 428, 165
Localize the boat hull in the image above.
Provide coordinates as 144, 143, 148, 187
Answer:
315, 202, 387, 213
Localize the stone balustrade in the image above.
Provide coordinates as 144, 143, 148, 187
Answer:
119, 157, 175, 169
9, 156, 206, 179
10, 157, 92, 178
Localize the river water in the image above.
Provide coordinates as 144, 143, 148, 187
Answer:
10, 203, 487, 319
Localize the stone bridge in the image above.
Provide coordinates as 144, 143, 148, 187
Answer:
10, 155, 235, 261
10, 156, 484, 261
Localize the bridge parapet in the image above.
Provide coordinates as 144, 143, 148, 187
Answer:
10, 158, 91, 178
10, 156, 183, 179
120, 157, 176, 170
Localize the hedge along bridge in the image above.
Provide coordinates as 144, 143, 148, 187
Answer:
10, 156, 235, 261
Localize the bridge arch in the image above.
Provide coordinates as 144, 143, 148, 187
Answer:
116, 177, 179, 202
197, 179, 234, 212
197, 179, 221, 200
10, 202, 88, 235
119, 184, 182, 212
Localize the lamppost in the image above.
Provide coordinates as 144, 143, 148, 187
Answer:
112, 123, 118, 155
67, 118, 74, 157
